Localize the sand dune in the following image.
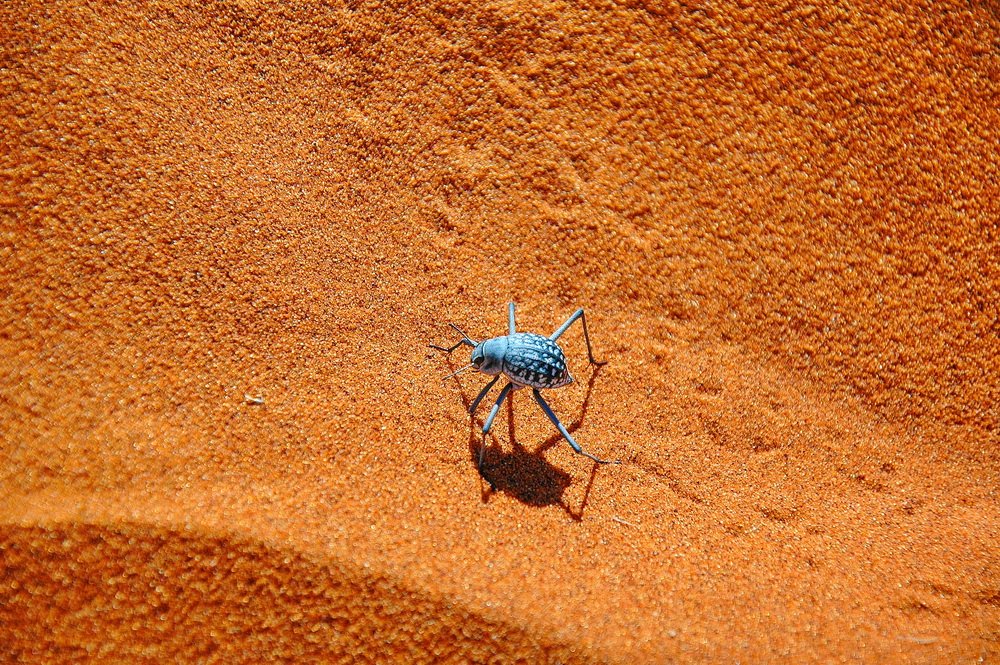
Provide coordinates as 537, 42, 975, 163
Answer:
2, 519, 589, 662
3, 0, 998, 662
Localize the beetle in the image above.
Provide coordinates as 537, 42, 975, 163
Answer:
430, 302, 619, 471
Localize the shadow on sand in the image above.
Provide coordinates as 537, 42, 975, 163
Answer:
446, 364, 607, 521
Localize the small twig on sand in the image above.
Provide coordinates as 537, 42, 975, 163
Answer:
245, 394, 265, 405
611, 515, 637, 528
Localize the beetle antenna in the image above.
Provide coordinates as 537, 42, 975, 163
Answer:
448, 323, 478, 345
429, 323, 478, 354
442, 364, 475, 381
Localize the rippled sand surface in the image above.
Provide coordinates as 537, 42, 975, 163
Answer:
3, 1, 998, 662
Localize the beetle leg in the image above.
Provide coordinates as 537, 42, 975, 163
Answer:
469, 375, 501, 415
479, 382, 514, 470
549, 308, 606, 365
532, 389, 619, 465
508, 302, 516, 335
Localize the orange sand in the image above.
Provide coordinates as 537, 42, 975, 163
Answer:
2, 0, 998, 662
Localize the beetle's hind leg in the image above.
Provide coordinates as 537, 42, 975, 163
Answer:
549, 308, 606, 366
532, 389, 618, 465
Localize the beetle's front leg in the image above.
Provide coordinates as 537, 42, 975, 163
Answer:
479, 382, 514, 470
469, 375, 501, 415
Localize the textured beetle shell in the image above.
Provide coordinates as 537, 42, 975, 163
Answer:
503, 333, 573, 389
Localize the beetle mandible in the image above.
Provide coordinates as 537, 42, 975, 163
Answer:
430, 302, 619, 471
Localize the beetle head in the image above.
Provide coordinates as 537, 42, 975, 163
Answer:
471, 337, 506, 375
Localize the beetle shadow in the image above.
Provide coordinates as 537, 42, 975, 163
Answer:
446, 363, 605, 521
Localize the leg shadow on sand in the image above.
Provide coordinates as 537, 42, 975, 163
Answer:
448, 365, 606, 521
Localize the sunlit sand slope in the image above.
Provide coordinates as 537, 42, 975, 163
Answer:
2, 0, 997, 662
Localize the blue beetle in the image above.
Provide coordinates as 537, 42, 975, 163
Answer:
431, 302, 618, 470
